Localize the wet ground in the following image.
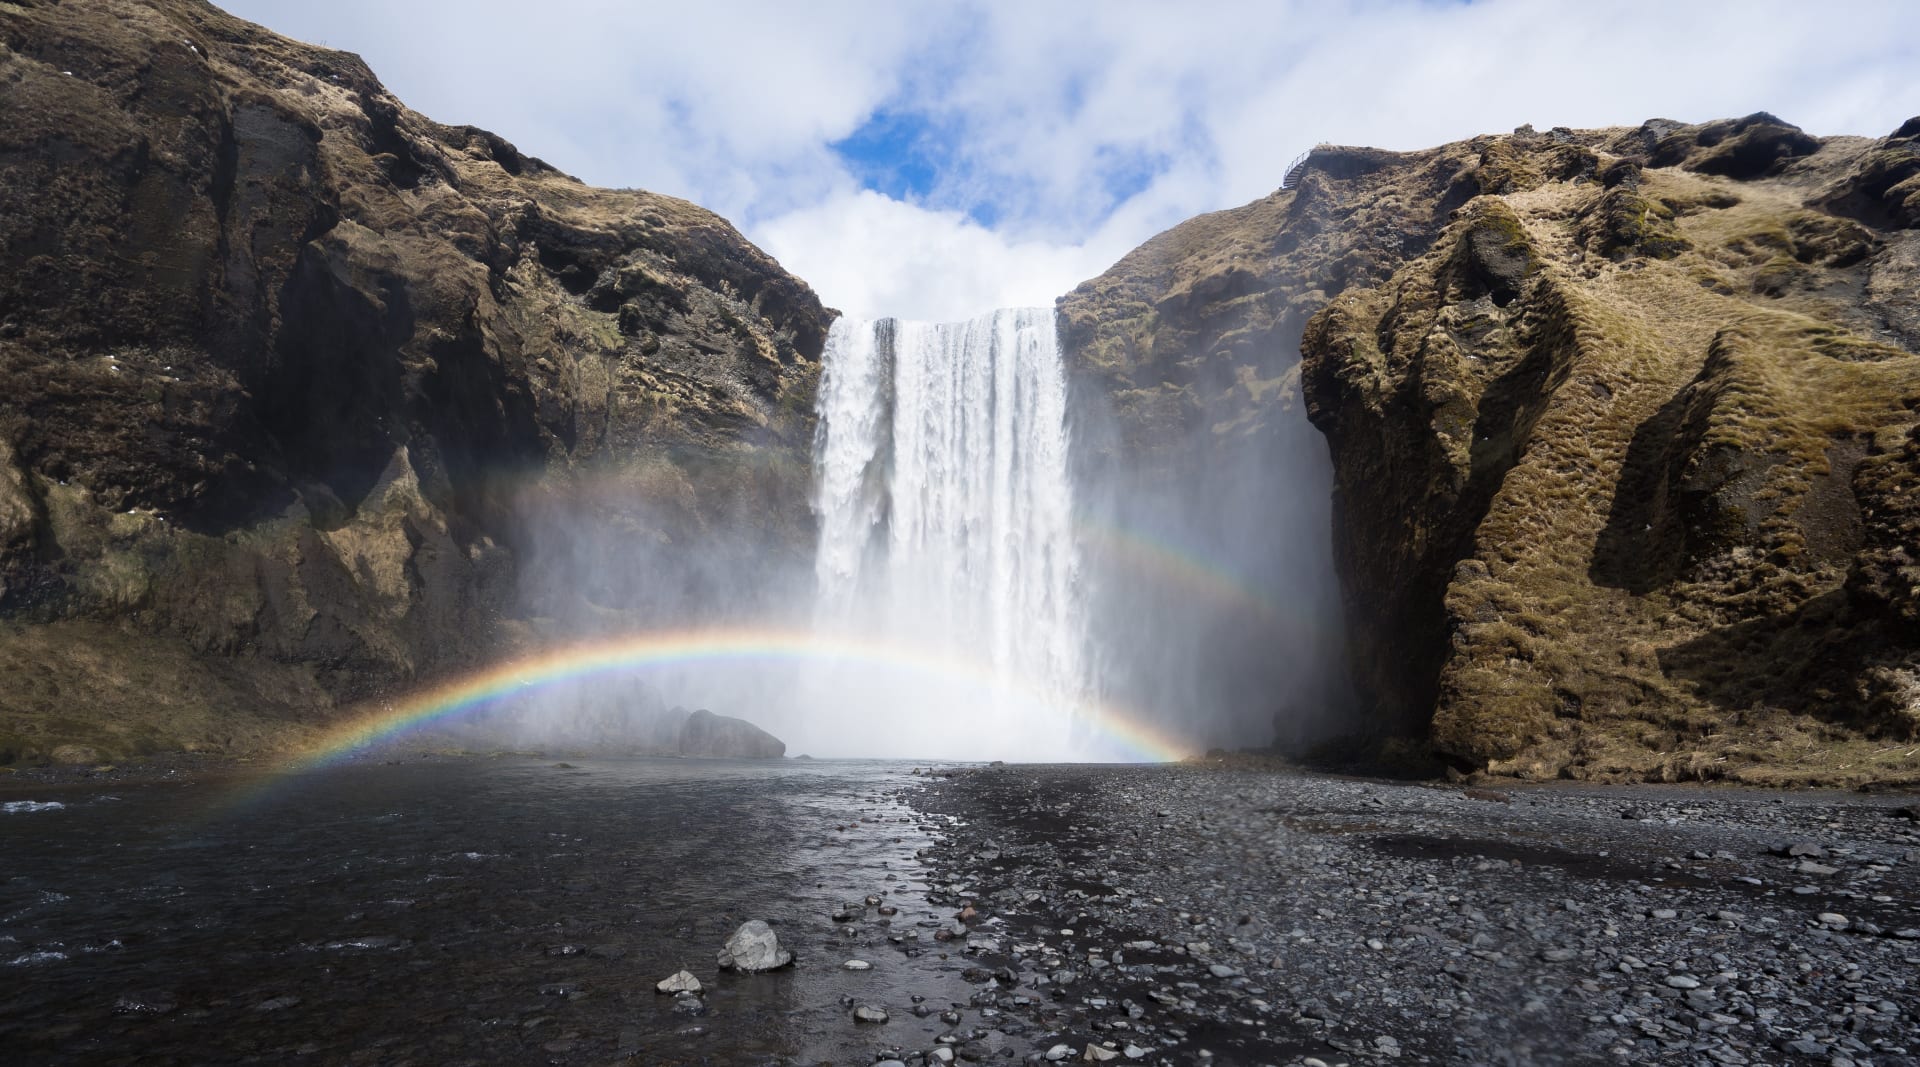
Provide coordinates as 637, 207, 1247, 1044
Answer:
5, 759, 1919, 1066
0, 756, 976, 1065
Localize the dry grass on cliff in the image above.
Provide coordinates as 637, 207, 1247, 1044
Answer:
1410, 154, 1920, 782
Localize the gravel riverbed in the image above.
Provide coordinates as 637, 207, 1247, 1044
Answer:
888, 765, 1920, 1067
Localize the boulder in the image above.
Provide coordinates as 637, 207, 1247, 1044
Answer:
717, 920, 792, 972
676, 708, 785, 759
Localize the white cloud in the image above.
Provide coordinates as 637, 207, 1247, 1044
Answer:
220, 0, 1920, 322
754, 189, 1122, 321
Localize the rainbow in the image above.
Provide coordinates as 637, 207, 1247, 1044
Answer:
273, 627, 1195, 776
306, 460, 1320, 646
1076, 520, 1321, 642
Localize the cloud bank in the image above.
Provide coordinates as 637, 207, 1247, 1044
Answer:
224, 0, 1920, 321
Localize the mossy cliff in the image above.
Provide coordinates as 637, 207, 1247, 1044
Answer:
1064, 115, 1920, 785
0, 0, 830, 762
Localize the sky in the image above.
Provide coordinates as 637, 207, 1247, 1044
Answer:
221, 0, 1920, 322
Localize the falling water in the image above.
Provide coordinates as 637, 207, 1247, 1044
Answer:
808, 309, 1088, 759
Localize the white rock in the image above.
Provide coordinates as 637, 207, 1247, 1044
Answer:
655, 969, 701, 994
843, 959, 872, 970
1084, 1045, 1120, 1062
1045, 1045, 1076, 1061
717, 920, 793, 972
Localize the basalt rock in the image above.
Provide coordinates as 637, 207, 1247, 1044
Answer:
0, 0, 831, 762
673, 707, 785, 759
1064, 118, 1920, 784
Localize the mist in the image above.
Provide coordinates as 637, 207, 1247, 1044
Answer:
453, 291, 1348, 763
1069, 327, 1351, 758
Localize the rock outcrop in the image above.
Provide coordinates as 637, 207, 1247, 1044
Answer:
674, 707, 784, 759
1064, 117, 1920, 784
0, 0, 830, 761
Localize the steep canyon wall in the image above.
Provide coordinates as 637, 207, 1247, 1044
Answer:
1062, 115, 1920, 783
0, 0, 831, 760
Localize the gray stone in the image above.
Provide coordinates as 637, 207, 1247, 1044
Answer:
852, 1004, 888, 1023
655, 970, 701, 994
717, 920, 792, 972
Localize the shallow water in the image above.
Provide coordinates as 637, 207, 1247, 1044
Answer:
0, 756, 973, 1065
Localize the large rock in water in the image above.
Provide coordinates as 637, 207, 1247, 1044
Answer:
1061, 117, 1920, 785
416, 679, 786, 759
674, 707, 785, 759
716, 920, 791, 972
0, 1, 832, 763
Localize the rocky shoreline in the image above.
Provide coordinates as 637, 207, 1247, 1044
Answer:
6, 755, 1919, 1063
897, 764, 1920, 1066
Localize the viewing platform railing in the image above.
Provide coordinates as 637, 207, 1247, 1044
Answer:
1280, 144, 1330, 190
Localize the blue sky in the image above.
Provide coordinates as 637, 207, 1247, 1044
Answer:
221, 0, 1920, 321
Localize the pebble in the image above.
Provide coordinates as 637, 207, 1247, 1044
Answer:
909, 764, 1920, 1066
851, 1005, 888, 1024
842, 959, 871, 970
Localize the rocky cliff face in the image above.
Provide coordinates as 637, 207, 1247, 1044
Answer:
1064, 116, 1920, 784
0, 0, 830, 762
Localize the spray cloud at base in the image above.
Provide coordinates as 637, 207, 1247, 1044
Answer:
454, 302, 1346, 762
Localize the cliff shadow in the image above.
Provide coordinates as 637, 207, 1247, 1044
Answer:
1658, 589, 1913, 734
1590, 383, 1694, 593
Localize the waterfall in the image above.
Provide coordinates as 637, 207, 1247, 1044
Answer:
808, 308, 1088, 759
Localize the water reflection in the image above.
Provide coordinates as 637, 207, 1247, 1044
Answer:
0, 757, 969, 1065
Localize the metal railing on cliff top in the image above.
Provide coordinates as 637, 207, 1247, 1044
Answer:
1280, 144, 1332, 190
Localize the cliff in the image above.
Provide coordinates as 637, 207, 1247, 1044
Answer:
0, 0, 830, 762
1063, 116, 1920, 785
